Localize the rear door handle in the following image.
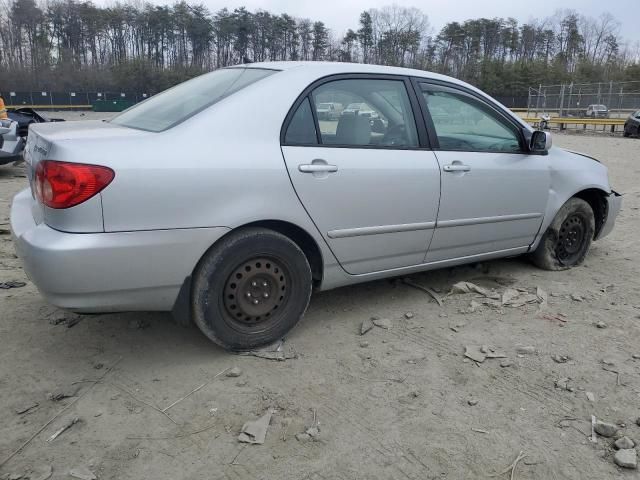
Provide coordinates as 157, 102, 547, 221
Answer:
443, 164, 471, 173
299, 164, 338, 173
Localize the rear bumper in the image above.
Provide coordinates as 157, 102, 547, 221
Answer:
11, 188, 230, 312
595, 190, 622, 240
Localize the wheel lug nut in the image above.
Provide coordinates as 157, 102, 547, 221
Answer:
251, 281, 257, 287
262, 282, 268, 287
253, 299, 259, 305
246, 292, 252, 298
263, 293, 269, 298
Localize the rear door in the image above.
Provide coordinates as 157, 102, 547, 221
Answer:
416, 81, 550, 262
281, 75, 441, 275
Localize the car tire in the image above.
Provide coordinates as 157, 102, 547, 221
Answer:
530, 198, 595, 271
192, 227, 312, 351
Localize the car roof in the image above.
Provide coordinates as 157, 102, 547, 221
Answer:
245, 61, 462, 84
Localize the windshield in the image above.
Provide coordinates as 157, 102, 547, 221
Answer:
111, 67, 276, 132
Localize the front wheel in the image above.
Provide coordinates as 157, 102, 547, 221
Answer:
192, 228, 312, 351
530, 198, 595, 271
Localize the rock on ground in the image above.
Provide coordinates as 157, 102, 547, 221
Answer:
614, 449, 637, 469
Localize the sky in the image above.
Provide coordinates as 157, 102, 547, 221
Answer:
129, 0, 638, 45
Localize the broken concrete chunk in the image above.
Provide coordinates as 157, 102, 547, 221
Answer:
615, 437, 635, 450
585, 391, 595, 402
238, 409, 273, 444
499, 360, 512, 368
15, 401, 39, 415
295, 432, 311, 442
225, 367, 242, 378
551, 354, 569, 364
360, 318, 374, 335
69, 467, 96, 480
596, 321, 607, 329
372, 318, 392, 329
614, 449, 637, 469
464, 345, 486, 363
594, 420, 618, 437
516, 346, 536, 355
404, 312, 414, 319
305, 426, 319, 438
450, 281, 500, 300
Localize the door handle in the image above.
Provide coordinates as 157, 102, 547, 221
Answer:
443, 164, 471, 173
298, 164, 338, 173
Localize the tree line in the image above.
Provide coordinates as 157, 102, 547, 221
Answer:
0, 0, 638, 98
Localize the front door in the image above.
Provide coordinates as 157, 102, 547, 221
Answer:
281, 76, 441, 275
416, 82, 551, 262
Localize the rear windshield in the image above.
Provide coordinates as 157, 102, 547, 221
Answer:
110, 67, 276, 132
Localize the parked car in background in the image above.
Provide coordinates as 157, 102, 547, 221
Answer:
623, 110, 640, 137
7, 107, 64, 137
585, 104, 609, 118
10, 62, 621, 351
316, 102, 342, 120
342, 102, 379, 119
0, 119, 25, 165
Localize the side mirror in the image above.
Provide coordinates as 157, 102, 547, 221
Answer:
530, 130, 552, 152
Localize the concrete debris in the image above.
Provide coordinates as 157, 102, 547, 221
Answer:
359, 341, 369, 348
47, 417, 80, 442
593, 420, 618, 438
467, 300, 481, 313
615, 437, 635, 450
14, 402, 39, 415
47, 386, 80, 402
69, 467, 96, 480
614, 449, 637, 469
636, 418, 640, 427
464, 345, 486, 363
360, 318, 374, 335
480, 345, 489, 354
468, 399, 478, 406
450, 281, 500, 300
225, 367, 242, 378
239, 351, 297, 361
295, 432, 311, 442
486, 352, 507, 359
404, 312, 414, 319
585, 392, 595, 402
0, 281, 26, 289
601, 358, 615, 366
516, 346, 536, 355
401, 278, 443, 306
596, 321, 607, 329
305, 426, 320, 438
238, 409, 273, 444
551, 355, 569, 363
536, 287, 548, 309
554, 377, 574, 392
571, 294, 584, 302
632, 354, 640, 360
372, 318, 392, 329
500, 360, 513, 368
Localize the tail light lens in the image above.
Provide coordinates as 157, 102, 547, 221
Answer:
34, 160, 115, 209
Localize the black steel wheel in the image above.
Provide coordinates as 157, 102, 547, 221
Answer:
531, 197, 595, 271
192, 227, 312, 351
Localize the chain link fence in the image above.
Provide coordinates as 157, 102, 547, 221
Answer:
0, 90, 150, 108
527, 81, 640, 118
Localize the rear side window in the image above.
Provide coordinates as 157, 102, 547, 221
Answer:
111, 68, 276, 132
284, 98, 318, 145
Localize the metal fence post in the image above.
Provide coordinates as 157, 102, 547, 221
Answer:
559, 84, 565, 117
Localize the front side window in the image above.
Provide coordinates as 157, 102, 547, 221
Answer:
420, 85, 521, 152
111, 68, 276, 132
311, 79, 419, 148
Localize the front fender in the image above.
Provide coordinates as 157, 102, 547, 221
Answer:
530, 147, 612, 251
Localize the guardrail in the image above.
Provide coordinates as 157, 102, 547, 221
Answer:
521, 116, 626, 133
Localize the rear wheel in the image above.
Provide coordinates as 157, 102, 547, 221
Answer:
531, 198, 595, 271
192, 228, 312, 351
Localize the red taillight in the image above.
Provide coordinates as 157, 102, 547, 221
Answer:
34, 160, 115, 209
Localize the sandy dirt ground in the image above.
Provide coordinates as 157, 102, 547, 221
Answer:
1, 127, 639, 480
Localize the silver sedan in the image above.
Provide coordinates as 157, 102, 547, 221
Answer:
10, 62, 622, 350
